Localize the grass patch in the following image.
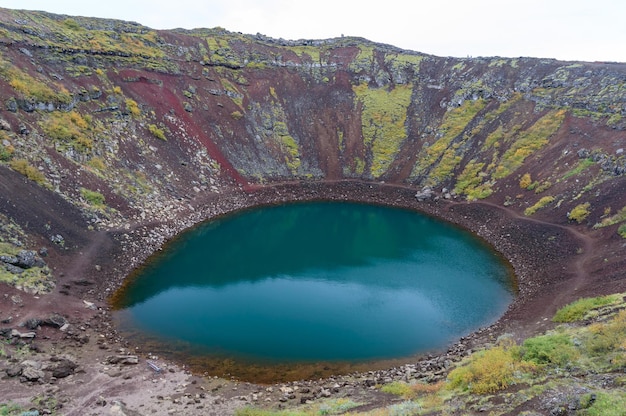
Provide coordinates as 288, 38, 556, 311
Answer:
413, 99, 486, 183
494, 109, 565, 179
41, 110, 94, 153
79, 187, 105, 207
8, 159, 46, 185
553, 294, 622, 323
562, 158, 595, 180
524, 196, 555, 216
522, 333, 579, 366
448, 340, 536, 394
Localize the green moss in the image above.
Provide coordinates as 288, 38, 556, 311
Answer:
562, 158, 595, 180
413, 99, 486, 182
553, 294, 622, 323
221, 78, 244, 107
524, 196, 555, 216
579, 391, 626, 416
8, 159, 46, 185
455, 162, 489, 197
41, 111, 94, 152
522, 333, 578, 366
618, 223, 626, 238
80, 187, 105, 207
353, 83, 412, 178
148, 124, 167, 141
494, 109, 566, 179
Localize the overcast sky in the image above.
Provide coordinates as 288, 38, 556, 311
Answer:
1, 0, 625, 62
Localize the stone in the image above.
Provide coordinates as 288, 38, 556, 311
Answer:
11, 329, 36, 338
24, 318, 41, 330
51, 359, 77, 378
5, 365, 22, 377
107, 355, 139, 365
21, 366, 44, 382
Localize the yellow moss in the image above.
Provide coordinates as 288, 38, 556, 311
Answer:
412, 99, 486, 181
125, 99, 141, 117
494, 109, 566, 179
520, 173, 532, 189
568, 202, 591, 223
524, 196, 555, 216
353, 83, 413, 178
41, 111, 94, 152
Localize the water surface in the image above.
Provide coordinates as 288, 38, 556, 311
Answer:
112, 202, 514, 379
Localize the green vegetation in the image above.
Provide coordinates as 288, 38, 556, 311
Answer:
235, 398, 359, 416
453, 160, 493, 200
524, 196, 555, 216
0, 403, 24, 416
519, 172, 532, 189
448, 340, 535, 394
148, 124, 167, 141
79, 187, 105, 207
552, 294, 622, 323
413, 99, 486, 184
352, 83, 413, 178
231, 110, 244, 120
568, 202, 591, 223
594, 205, 626, 228
41, 110, 94, 152
494, 109, 566, 179
619, 223, 626, 238
0, 58, 71, 104
0, 242, 53, 293
562, 158, 595, 180
522, 333, 578, 366
125, 98, 141, 117
8, 159, 46, 185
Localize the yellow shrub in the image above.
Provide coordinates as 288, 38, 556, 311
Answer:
568, 202, 591, 223
519, 173, 532, 189
448, 342, 535, 394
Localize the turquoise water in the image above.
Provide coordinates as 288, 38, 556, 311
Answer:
112, 202, 514, 367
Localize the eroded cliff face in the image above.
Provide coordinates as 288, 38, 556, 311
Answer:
0, 8, 624, 295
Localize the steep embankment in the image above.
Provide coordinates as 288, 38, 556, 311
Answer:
0, 6, 624, 414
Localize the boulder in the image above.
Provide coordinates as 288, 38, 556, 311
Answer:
21, 366, 44, 382
51, 358, 77, 378
107, 355, 139, 365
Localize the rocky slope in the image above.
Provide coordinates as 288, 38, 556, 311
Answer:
0, 7, 625, 415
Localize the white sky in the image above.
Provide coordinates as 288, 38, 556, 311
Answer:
1, 0, 625, 62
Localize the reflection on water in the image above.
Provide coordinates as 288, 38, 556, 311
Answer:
112, 202, 515, 380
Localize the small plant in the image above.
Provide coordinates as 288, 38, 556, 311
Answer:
618, 223, 626, 238
519, 173, 532, 189
448, 340, 535, 394
148, 124, 167, 141
80, 187, 105, 207
522, 333, 578, 366
568, 202, 591, 223
524, 196, 555, 216
552, 294, 621, 323
9, 159, 46, 185
381, 381, 413, 397
387, 400, 422, 416
125, 98, 141, 117
231, 110, 244, 120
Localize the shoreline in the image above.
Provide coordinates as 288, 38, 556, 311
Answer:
1, 180, 620, 414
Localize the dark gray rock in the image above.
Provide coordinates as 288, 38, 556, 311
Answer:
51, 359, 77, 378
